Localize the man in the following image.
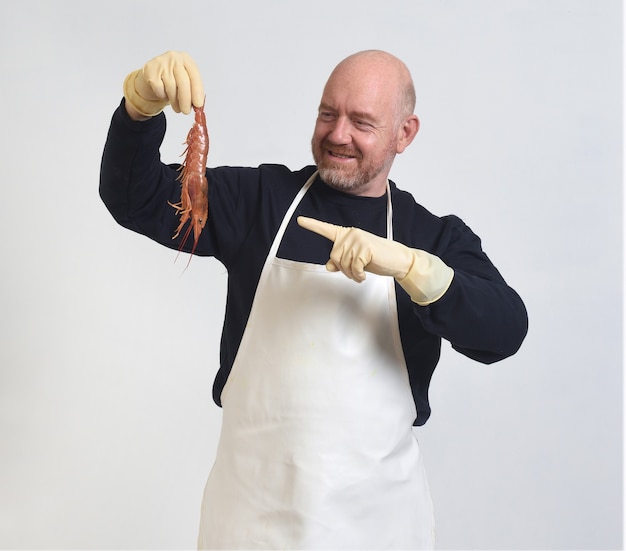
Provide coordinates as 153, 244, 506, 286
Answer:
100, 50, 528, 549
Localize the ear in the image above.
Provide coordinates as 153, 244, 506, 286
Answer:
395, 115, 420, 154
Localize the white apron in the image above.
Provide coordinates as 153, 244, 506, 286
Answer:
198, 174, 434, 549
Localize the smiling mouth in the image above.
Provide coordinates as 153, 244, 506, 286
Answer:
327, 149, 357, 161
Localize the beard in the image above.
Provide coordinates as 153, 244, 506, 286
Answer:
311, 137, 395, 194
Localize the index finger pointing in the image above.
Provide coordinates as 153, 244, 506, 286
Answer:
297, 216, 339, 242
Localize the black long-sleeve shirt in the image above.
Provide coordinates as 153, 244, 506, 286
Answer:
100, 99, 528, 425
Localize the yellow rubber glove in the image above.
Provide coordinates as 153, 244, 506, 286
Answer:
123, 51, 205, 117
297, 216, 454, 306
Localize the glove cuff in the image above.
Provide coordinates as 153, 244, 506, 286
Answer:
123, 70, 168, 117
396, 249, 454, 306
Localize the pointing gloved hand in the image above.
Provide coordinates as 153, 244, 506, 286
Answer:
123, 51, 205, 118
297, 216, 454, 306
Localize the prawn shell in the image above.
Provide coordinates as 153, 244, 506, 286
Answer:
169, 103, 209, 258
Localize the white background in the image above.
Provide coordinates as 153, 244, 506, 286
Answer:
0, 1, 622, 549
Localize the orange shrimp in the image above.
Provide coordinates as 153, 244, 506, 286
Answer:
169, 101, 209, 262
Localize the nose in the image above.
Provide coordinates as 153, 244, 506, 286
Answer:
326, 116, 352, 145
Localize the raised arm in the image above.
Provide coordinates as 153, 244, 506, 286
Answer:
99, 51, 211, 254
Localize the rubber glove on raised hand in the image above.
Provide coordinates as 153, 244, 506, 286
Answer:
297, 216, 454, 306
123, 51, 205, 118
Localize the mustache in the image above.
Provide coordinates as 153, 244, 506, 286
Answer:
322, 141, 361, 159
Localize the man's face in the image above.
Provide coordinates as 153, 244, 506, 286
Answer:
311, 65, 402, 197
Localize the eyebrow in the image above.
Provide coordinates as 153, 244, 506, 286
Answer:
318, 103, 381, 125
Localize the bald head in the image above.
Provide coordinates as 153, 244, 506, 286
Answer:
312, 50, 420, 196
327, 50, 416, 122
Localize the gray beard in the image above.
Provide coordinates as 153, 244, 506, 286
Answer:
317, 166, 368, 193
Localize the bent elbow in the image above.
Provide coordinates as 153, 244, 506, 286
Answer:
454, 305, 529, 365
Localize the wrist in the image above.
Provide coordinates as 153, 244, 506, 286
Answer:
124, 98, 151, 121
395, 249, 454, 305
123, 70, 167, 118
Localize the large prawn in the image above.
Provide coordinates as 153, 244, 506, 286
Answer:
169, 101, 209, 265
